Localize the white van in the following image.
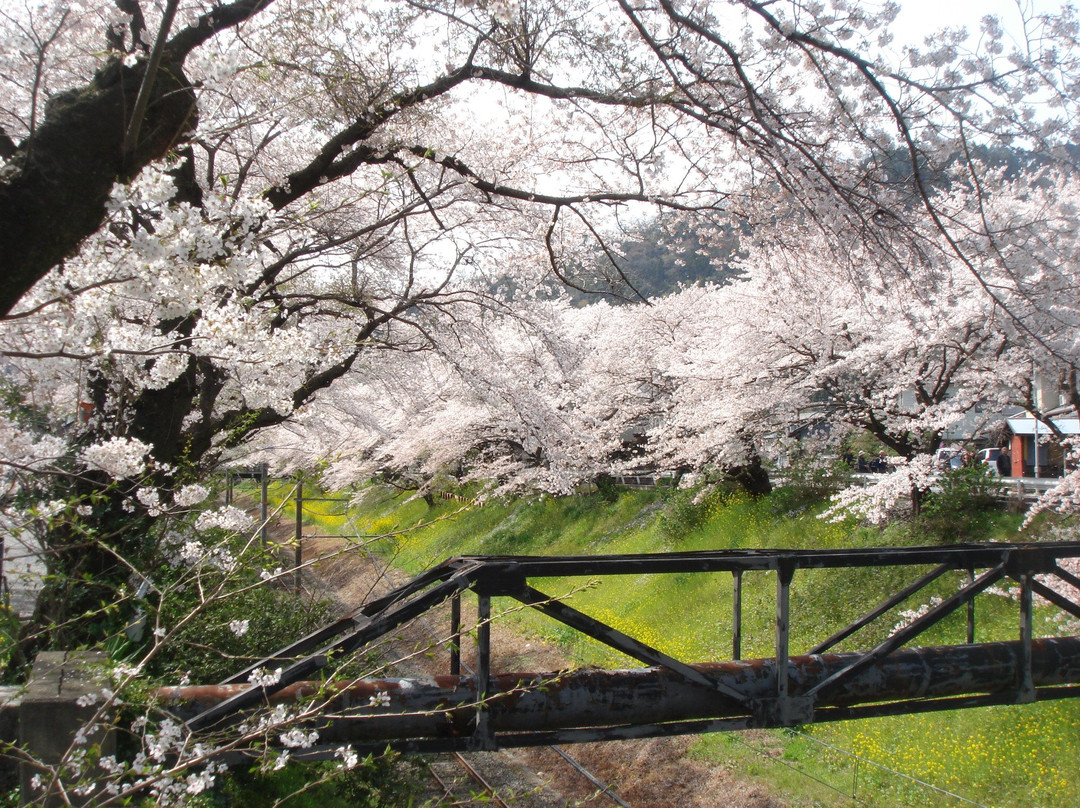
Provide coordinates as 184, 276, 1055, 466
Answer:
975, 447, 1003, 475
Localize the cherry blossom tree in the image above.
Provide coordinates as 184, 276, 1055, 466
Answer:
737, 171, 1080, 520
252, 294, 625, 499
275, 170, 1080, 514
3, 0, 1080, 799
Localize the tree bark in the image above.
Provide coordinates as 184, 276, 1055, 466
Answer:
0, 58, 196, 316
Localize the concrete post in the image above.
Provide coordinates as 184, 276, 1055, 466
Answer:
20, 651, 114, 807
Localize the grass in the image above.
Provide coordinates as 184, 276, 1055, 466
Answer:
251, 477, 1080, 808
687, 700, 1080, 808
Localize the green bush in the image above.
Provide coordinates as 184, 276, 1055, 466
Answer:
656, 486, 736, 543
769, 456, 852, 516
917, 465, 1000, 543
657, 488, 710, 542
211, 756, 422, 808
151, 577, 336, 683
138, 528, 419, 806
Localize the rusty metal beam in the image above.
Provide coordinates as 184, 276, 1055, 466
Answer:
473, 592, 493, 750
219, 557, 475, 686
188, 563, 483, 730
1052, 562, 1080, 594
450, 593, 462, 676
1020, 573, 1035, 702
1033, 579, 1080, 621
165, 636, 1080, 755
447, 542, 1080, 578
731, 570, 742, 660
777, 561, 794, 708
967, 568, 976, 644
191, 541, 1080, 742
216, 544, 1080, 694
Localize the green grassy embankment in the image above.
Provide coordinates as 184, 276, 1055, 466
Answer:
271, 479, 1080, 808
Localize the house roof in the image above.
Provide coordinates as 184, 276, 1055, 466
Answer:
1006, 418, 1080, 436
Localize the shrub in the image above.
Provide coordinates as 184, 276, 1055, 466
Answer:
770, 456, 851, 516
151, 576, 337, 683
917, 464, 1000, 543
214, 756, 423, 808
137, 525, 417, 805
657, 486, 731, 542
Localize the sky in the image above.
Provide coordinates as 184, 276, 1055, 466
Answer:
892, 0, 1067, 48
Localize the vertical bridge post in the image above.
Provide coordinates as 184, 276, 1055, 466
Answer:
775, 560, 793, 704
967, 567, 976, 644
768, 558, 811, 726
1019, 572, 1035, 702
450, 593, 462, 676
731, 570, 742, 661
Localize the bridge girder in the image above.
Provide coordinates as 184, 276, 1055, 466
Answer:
179, 541, 1080, 755
165, 635, 1080, 756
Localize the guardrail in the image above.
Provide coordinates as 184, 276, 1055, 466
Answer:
843, 472, 1063, 505
990, 476, 1062, 504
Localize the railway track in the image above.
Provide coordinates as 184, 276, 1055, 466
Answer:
297, 513, 634, 808
423, 746, 633, 808
427, 752, 515, 808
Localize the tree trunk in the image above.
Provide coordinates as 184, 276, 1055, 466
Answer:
727, 458, 772, 496
0, 58, 196, 316
910, 483, 923, 517
725, 437, 773, 497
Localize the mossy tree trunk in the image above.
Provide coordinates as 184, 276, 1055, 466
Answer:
0, 58, 197, 316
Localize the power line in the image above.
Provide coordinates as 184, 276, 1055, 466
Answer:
727, 731, 871, 805
743, 728, 992, 808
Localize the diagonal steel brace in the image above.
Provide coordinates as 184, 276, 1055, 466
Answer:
512, 583, 754, 709
805, 562, 1008, 701
187, 562, 483, 731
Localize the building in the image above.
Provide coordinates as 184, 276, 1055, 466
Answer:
1004, 416, 1079, 478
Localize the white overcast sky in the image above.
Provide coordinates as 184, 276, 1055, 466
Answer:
892, 0, 1067, 47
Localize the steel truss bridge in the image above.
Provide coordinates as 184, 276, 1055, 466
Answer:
169, 541, 1080, 759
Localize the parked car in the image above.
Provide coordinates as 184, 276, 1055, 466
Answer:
933, 446, 966, 470
975, 447, 1001, 473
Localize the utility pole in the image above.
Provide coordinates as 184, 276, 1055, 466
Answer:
260, 463, 269, 547
294, 475, 303, 590
1034, 416, 1041, 478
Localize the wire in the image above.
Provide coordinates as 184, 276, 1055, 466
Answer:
748, 728, 992, 808
727, 731, 872, 805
